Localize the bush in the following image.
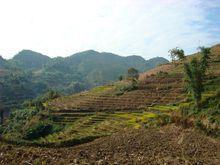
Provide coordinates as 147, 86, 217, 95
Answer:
6, 108, 39, 133
23, 90, 61, 109
115, 81, 138, 95
0, 125, 4, 134
23, 122, 53, 140
157, 115, 171, 126
195, 119, 203, 129
156, 71, 168, 77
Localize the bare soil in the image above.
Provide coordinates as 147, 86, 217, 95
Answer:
139, 64, 173, 81
0, 124, 219, 165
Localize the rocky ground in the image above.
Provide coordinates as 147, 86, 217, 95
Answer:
0, 124, 219, 165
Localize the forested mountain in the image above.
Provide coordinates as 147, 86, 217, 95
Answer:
43, 50, 168, 86
0, 49, 168, 108
9, 50, 51, 70
0, 56, 6, 69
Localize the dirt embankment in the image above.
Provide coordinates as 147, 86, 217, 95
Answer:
0, 125, 219, 164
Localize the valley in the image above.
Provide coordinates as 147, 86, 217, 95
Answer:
0, 44, 219, 164
1, 1, 220, 164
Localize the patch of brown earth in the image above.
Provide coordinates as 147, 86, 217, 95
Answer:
0, 125, 219, 164
139, 64, 173, 81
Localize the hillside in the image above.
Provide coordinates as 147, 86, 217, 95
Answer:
0, 50, 168, 109
9, 50, 51, 70
1, 44, 219, 145
140, 44, 220, 79
0, 44, 219, 164
0, 56, 6, 69
47, 44, 220, 113
40, 50, 168, 87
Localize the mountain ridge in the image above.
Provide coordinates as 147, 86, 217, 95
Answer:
0, 49, 169, 109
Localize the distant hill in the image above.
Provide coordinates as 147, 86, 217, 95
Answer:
0, 55, 7, 69
4, 49, 169, 89
9, 50, 51, 70
43, 50, 168, 86
5, 49, 168, 74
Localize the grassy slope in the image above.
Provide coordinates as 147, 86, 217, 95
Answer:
1, 44, 220, 147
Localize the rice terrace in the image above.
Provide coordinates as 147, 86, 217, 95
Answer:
0, 1, 220, 164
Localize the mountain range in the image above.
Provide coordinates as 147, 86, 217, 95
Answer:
0, 49, 168, 108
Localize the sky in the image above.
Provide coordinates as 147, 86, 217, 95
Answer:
0, 0, 220, 60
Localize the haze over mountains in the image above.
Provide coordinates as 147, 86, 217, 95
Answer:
0, 49, 168, 108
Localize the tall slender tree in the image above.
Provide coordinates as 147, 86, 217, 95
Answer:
183, 46, 211, 110
0, 83, 3, 125
184, 58, 203, 110
198, 46, 211, 77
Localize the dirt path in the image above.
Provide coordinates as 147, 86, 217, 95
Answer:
0, 125, 219, 164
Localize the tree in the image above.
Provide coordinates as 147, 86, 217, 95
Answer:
169, 47, 185, 61
184, 58, 203, 110
127, 67, 139, 80
0, 106, 3, 125
118, 75, 123, 81
0, 82, 3, 125
198, 46, 211, 77
183, 46, 211, 111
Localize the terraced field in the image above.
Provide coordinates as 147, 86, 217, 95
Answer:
6, 109, 176, 147
1, 44, 220, 154
35, 44, 220, 147
48, 76, 185, 112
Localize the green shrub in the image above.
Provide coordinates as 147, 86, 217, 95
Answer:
51, 124, 64, 133
156, 71, 168, 77
195, 119, 203, 129
23, 122, 53, 140
115, 81, 138, 95
6, 108, 39, 133
157, 115, 171, 126
208, 116, 215, 123
0, 125, 4, 134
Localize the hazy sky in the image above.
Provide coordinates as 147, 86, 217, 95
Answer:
0, 0, 220, 59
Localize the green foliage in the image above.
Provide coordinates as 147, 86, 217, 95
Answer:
23, 90, 61, 110
168, 47, 185, 61
183, 46, 211, 111
6, 108, 39, 135
23, 122, 53, 140
0, 56, 7, 69
115, 81, 138, 95
195, 119, 203, 128
156, 71, 168, 77
0, 125, 4, 134
9, 50, 51, 70
199, 90, 220, 124
199, 46, 211, 77
127, 67, 139, 80
0, 70, 44, 109
3, 106, 64, 140
118, 75, 123, 81
90, 86, 112, 93
184, 58, 203, 110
